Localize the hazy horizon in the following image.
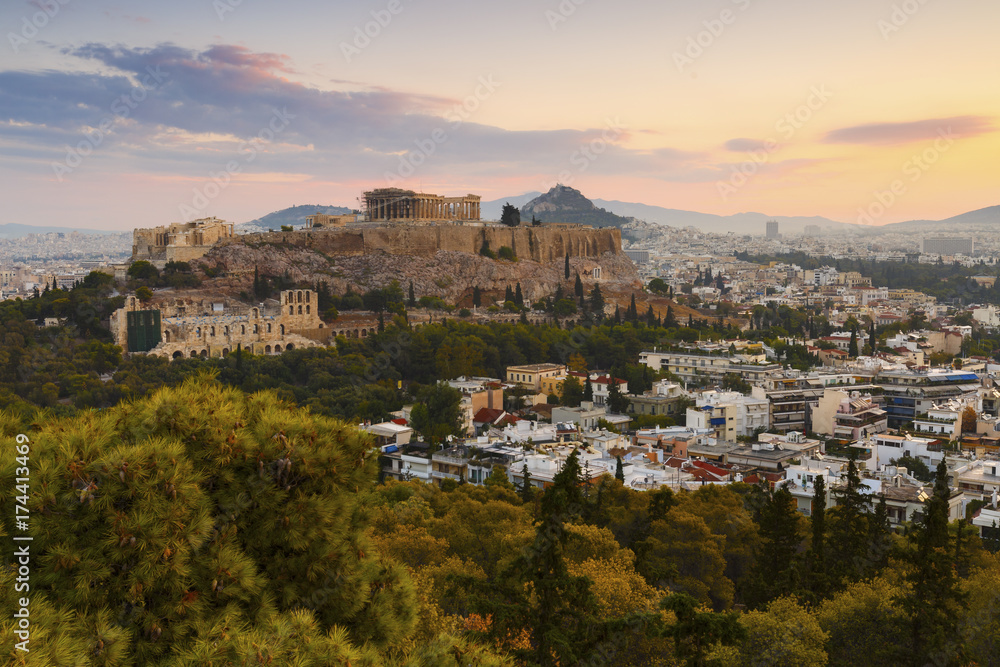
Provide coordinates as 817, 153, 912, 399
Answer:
1, 0, 997, 231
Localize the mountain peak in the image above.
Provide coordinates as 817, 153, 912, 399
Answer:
520, 186, 630, 228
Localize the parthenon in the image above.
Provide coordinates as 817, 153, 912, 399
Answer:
363, 188, 481, 222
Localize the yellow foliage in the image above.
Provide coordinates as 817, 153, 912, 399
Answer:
567, 557, 660, 618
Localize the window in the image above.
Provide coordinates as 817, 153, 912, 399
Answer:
289, 306, 293, 315
267, 323, 272, 333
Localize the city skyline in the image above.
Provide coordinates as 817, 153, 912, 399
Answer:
1, 0, 997, 231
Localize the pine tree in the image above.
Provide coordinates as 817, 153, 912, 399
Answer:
0, 379, 422, 663
565, 254, 570, 280
407, 281, 416, 307
615, 456, 625, 482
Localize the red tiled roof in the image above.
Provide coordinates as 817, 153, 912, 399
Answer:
473, 407, 506, 424
391, 418, 408, 426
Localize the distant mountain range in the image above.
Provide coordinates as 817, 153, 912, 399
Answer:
0, 223, 119, 239
239, 204, 352, 230
870, 205, 1000, 233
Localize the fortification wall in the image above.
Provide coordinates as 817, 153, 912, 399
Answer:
219, 224, 623, 262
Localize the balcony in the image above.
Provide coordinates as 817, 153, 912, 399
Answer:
431, 470, 463, 481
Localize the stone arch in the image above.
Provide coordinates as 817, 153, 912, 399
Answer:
297, 291, 303, 303
265, 345, 272, 354
298, 305, 302, 315
196, 327, 201, 336
306, 292, 310, 303
318, 322, 324, 329
289, 306, 294, 315
274, 344, 282, 353
211, 326, 215, 336
285, 293, 292, 304
190, 350, 198, 358
361, 329, 367, 337
200, 349, 208, 358
164, 330, 171, 342
286, 343, 294, 350
224, 325, 229, 335
222, 348, 230, 357
241, 324, 246, 334
252, 308, 259, 318
353, 329, 359, 338
172, 351, 182, 359
267, 323, 272, 333
280, 324, 285, 335
253, 324, 259, 334
305, 305, 310, 314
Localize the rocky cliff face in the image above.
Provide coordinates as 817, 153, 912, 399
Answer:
196, 224, 640, 303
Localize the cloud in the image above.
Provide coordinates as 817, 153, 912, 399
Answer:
724, 138, 768, 152
823, 115, 994, 145
0, 42, 717, 185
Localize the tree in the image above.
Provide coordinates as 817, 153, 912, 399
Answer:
804, 475, 829, 601
574, 273, 584, 300
505, 285, 514, 304
518, 462, 534, 502
407, 281, 417, 307
828, 450, 873, 584
738, 597, 828, 666
589, 284, 604, 316
895, 459, 968, 665
583, 374, 594, 402
628, 294, 638, 323
467, 451, 607, 666
500, 202, 520, 227
560, 376, 584, 407
135, 286, 153, 303
744, 486, 803, 608
484, 465, 515, 492
607, 377, 630, 414
890, 455, 932, 482
665, 304, 677, 328
127, 260, 159, 283
514, 282, 524, 307
565, 254, 570, 280
0, 379, 423, 664
615, 456, 625, 482
961, 405, 977, 434
497, 246, 517, 261
848, 327, 859, 357
472, 286, 482, 308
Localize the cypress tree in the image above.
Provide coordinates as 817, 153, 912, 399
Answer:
589, 284, 604, 316
504, 285, 514, 304
745, 486, 802, 609
804, 475, 829, 601
848, 327, 859, 357
574, 274, 584, 299
565, 254, 570, 280
628, 294, 638, 323
614, 304, 621, 324
615, 456, 625, 482
828, 449, 873, 583
896, 459, 967, 665
665, 304, 677, 328
520, 462, 533, 503
407, 281, 416, 307
646, 305, 656, 326
472, 285, 481, 308
583, 375, 594, 402
514, 282, 524, 306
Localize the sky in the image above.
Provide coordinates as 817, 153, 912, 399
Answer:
0, 0, 997, 231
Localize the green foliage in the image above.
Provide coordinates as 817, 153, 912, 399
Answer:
497, 246, 517, 261
0, 379, 420, 664
499, 202, 521, 227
